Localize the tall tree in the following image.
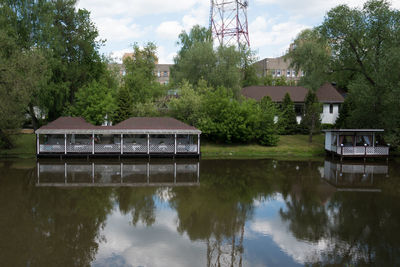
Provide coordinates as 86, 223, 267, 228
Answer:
278, 93, 298, 135
123, 42, 162, 103
287, 0, 400, 146
301, 90, 321, 143
113, 87, 133, 124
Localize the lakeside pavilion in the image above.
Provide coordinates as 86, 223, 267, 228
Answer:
323, 129, 389, 160
35, 117, 201, 158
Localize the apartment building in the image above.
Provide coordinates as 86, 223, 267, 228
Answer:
254, 56, 304, 84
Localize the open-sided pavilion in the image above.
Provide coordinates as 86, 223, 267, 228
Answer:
35, 117, 201, 157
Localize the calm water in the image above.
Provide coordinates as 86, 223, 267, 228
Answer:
1, 158, 399, 266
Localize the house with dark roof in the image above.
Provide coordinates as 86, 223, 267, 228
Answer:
241, 82, 344, 124
35, 117, 201, 157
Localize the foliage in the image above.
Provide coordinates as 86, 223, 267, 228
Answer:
287, 0, 400, 146
123, 42, 163, 103
168, 83, 278, 145
131, 102, 161, 117
278, 93, 298, 134
171, 25, 258, 96
0, 43, 49, 147
0, 0, 108, 124
300, 90, 322, 143
113, 87, 133, 124
67, 80, 117, 125
286, 28, 331, 90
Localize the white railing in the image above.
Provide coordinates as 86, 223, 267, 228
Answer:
39, 144, 64, 153
39, 142, 199, 154
177, 144, 198, 153
67, 144, 92, 153
95, 144, 120, 153
337, 146, 389, 156
150, 144, 174, 153
124, 144, 147, 153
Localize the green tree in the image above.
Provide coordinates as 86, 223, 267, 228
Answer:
68, 80, 117, 125
287, 1, 400, 146
123, 42, 161, 103
301, 90, 321, 143
113, 87, 133, 124
278, 93, 298, 134
285, 28, 331, 90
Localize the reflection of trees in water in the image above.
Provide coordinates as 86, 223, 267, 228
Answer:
0, 165, 113, 266
276, 161, 400, 266
115, 187, 157, 227
170, 160, 280, 266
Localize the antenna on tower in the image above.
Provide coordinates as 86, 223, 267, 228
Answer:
209, 0, 250, 48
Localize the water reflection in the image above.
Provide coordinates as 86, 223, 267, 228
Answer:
37, 159, 200, 187
321, 159, 389, 191
0, 158, 399, 266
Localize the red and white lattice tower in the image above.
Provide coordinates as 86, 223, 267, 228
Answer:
209, 0, 250, 48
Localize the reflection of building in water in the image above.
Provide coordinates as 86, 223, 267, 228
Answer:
321, 160, 389, 192
36, 160, 200, 187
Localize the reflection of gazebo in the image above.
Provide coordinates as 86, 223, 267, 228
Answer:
35, 117, 201, 158
323, 129, 389, 159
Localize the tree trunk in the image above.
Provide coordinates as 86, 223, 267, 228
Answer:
309, 113, 315, 143
29, 103, 39, 130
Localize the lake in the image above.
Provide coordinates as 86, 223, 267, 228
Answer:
1, 158, 399, 266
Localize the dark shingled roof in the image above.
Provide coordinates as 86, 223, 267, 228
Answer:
114, 117, 198, 130
37, 116, 198, 131
315, 83, 345, 103
242, 82, 344, 103
38, 117, 97, 130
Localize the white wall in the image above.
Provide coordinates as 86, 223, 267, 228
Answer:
321, 104, 340, 124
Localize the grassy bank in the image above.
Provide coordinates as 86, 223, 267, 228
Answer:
201, 135, 325, 159
0, 134, 36, 158
1, 133, 325, 159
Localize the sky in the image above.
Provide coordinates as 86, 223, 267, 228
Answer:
76, 0, 400, 64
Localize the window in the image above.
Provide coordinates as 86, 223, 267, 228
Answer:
163, 71, 168, 77
271, 69, 276, 76
157, 71, 161, 77
276, 69, 281, 77
329, 104, 333, 114
292, 70, 296, 77
301, 70, 305, 77
287, 70, 291, 77
294, 104, 303, 116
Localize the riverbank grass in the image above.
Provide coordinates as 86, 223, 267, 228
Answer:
0, 134, 36, 158
201, 135, 325, 159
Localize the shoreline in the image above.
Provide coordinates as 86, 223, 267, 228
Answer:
0, 133, 326, 160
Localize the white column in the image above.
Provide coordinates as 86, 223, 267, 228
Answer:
174, 134, 177, 154
147, 134, 150, 154
120, 134, 123, 154
36, 134, 39, 154
197, 134, 200, 154
92, 133, 95, 154
64, 134, 67, 154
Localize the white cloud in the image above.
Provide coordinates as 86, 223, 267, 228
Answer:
249, 16, 309, 55
254, 0, 400, 17
95, 17, 145, 42
156, 21, 184, 40
77, 0, 203, 18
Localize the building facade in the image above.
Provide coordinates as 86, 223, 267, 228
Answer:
254, 56, 303, 84
241, 83, 344, 124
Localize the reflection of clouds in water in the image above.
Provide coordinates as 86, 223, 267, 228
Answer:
93, 207, 205, 267
249, 215, 328, 264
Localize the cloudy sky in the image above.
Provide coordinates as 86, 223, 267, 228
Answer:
76, 0, 400, 63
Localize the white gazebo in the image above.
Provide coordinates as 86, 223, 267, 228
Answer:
35, 117, 201, 158
323, 129, 389, 159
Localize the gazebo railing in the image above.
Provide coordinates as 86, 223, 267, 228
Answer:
67, 144, 92, 153
39, 144, 64, 153
336, 146, 389, 156
95, 144, 120, 153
